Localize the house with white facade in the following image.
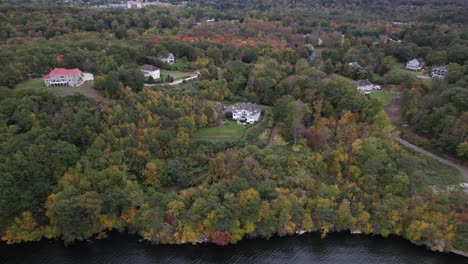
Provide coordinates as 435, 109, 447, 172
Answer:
126, 1, 143, 8
348, 61, 361, 68
430, 66, 448, 79
405, 58, 425, 71
157, 53, 175, 64
140, 64, 160, 79
43, 68, 83, 87
353, 79, 381, 94
229, 103, 261, 124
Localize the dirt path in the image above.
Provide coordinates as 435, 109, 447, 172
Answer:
395, 137, 468, 181
384, 95, 402, 124
265, 123, 279, 148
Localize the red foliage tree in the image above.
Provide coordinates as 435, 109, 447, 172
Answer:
211, 230, 232, 246
304, 128, 326, 150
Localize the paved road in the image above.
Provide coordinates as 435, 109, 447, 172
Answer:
395, 137, 468, 180
168, 75, 198, 86
144, 75, 198, 87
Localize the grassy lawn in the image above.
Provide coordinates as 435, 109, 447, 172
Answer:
170, 58, 194, 70
160, 70, 192, 81
193, 120, 247, 140
332, 74, 354, 84
410, 150, 464, 185
370, 90, 394, 105
371, 73, 382, 82
15, 78, 46, 89
15, 79, 107, 102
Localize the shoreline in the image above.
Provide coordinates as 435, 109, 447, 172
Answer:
2, 229, 466, 257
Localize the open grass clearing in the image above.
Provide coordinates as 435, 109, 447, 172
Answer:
332, 74, 354, 84
369, 90, 394, 105
15, 79, 107, 102
407, 149, 464, 186
193, 120, 248, 140
160, 70, 193, 81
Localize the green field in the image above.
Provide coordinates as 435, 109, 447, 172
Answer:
160, 70, 192, 81
15, 78, 46, 89
15, 79, 107, 102
332, 74, 354, 84
370, 90, 394, 105
410, 150, 464, 185
193, 120, 247, 140
371, 73, 382, 82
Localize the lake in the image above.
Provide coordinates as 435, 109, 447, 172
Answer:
0, 232, 465, 264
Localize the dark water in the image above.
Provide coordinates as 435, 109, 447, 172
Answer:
0, 233, 465, 264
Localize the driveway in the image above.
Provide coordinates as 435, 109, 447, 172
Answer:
395, 137, 468, 181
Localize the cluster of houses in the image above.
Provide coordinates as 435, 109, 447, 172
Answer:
43, 53, 177, 86
106, 1, 171, 9
403, 58, 449, 79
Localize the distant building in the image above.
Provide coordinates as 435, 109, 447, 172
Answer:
228, 103, 261, 124
405, 58, 425, 71
126, 1, 143, 8
317, 38, 323, 46
157, 53, 175, 64
348, 61, 361, 68
107, 1, 172, 9
43, 68, 83, 87
107, 4, 127, 9
140, 64, 160, 79
307, 54, 317, 62
353, 79, 381, 94
430, 66, 448, 79
304, 43, 315, 51
379, 34, 398, 45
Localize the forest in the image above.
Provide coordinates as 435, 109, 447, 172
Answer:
0, 1, 467, 254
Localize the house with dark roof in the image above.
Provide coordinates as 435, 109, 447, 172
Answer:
405, 58, 425, 71
430, 66, 448, 79
228, 103, 261, 124
43, 68, 83, 87
140, 64, 160, 79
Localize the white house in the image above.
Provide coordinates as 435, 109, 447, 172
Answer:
126, 1, 143, 8
140, 64, 160, 79
430, 66, 448, 79
157, 53, 175, 64
405, 58, 425, 71
353, 79, 381, 94
348, 61, 361, 68
43, 68, 83, 87
229, 103, 261, 124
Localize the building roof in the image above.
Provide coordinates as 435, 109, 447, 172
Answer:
432, 66, 448, 71
353, 79, 374, 87
408, 58, 425, 66
158, 53, 175, 59
48, 68, 82, 76
348, 61, 361, 68
43, 74, 50, 80
140, 64, 159, 72
230, 102, 261, 116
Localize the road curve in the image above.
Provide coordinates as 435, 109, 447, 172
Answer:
395, 137, 468, 180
